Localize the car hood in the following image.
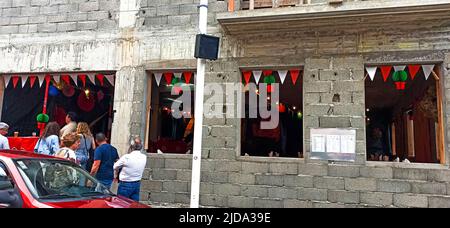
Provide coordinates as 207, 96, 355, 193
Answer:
43, 195, 150, 208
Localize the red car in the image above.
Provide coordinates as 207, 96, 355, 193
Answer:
0, 150, 149, 208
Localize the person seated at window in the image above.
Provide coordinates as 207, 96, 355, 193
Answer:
367, 127, 389, 161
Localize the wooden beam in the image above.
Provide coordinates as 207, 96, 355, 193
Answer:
434, 69, 445, 164
144, 73, 153, 151
249, 0, 255, 10
228, 0, 235, 12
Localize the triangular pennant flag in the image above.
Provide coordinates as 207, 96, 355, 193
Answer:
12, 76, 19, 88
164, 73, 173, 85
422, 65, 435, 80
380, 66, 392, 82
97, 74, 105, 86
61, 75, 71, 85
252, 70, 262, 84
21, 75, 28, 88
38, 75, 45, 87
393, 65, 406, 72
79, 75, 86, 87
53, 75, 60, 84
278, 70, 288, 84
87, 73, 96, 85
105, 74, 115, 86
366, 67, 377, 81
174, 73, 182, 79
154, 73, 163, 86
242, 71, 252, 85
3, 75, 11, 87
183, 72, 192, 84
70, 74, 78, 86
263, 70, 273, 76
408, 65, 421, 80
290, 69, 300, 85
29, 76, 37, 88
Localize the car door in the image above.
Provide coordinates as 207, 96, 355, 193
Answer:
0, 161, 23, 208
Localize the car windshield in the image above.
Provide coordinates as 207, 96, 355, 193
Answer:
14, 159, 112, 201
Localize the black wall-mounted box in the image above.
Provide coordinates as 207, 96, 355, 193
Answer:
194, 34, 220, 60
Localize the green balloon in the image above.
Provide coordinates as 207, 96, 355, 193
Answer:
36, 113, 49, 123
393, 71, 408, 82
263, 75, 276, 84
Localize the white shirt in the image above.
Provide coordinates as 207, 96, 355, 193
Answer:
55, 147, 77, 162
0, 134, 10, 150
113, 150, 147, 182
60, 122, 77, 138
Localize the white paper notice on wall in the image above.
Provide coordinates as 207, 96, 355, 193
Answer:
310, 128, 356, 162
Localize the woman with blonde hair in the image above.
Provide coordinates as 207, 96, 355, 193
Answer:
76, 122, 96, 171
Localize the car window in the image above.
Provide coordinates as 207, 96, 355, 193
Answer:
0, 162, 13, 190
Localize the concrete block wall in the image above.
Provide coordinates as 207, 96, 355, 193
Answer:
139, 0, 228, 28
0, 0, 120, 34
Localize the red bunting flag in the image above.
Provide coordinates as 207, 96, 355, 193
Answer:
242, 71, 252, 85
61, 75, 71, 85
380, 66, 392, 82
12, 76, 19, 88
29, 76, 37, 88
263, 70, 273, 76
290, 69, 300, 85
164, 73, 173, 85
96, 74, 105, 86
408, 65, 421, 80
183, 72, 193, 83
79, 75, 87, 87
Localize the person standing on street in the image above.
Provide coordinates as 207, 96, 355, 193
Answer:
75, 122, 96, 171
113, 137, 147, 201
90, 133, 119, 189
0, 122, 10, 150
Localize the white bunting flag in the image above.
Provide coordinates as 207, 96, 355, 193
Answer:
38, 75, 46, 87
69, 74, 78, 86
3, 75, 11, 87
87, 73, 96, 85
278, 70, 288, 84
393, 65, 406, 72
105, 75, 115, 86
21, 75, 28, 88
252, 70, 262, 84
53, 75, 60, 84
174, 73, 182, 79
366, 67, 377, 81
154, 73, 163, 86
422, 65, 435, 80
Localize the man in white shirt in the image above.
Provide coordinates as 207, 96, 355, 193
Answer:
0, 122, 10, 150
60, 112, 77, 139
113, 137, 147, 201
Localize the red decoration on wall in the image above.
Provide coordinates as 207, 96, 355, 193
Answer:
29, 76, 37, 88
263, 70, 273, 76
61, 75, 71, 85
242, 71, 252, 85
77, 92, 95, 112
79, 75, 87, 87
408, 65, 421, 80
96, 74, 105, 86
290, 69, 300, 85
12, 76, 19, 88
380, 66, 392, 82
164, 73, 173, 85
183, 72, 193, 83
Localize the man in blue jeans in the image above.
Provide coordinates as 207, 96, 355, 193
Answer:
90, 133, 119, 189
113, 137, 147, 201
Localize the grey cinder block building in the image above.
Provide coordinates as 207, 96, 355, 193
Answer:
1, 0, 450, 208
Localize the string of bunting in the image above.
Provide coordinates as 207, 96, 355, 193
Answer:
1, 73, 115, 89
365, 64, 436, 82
152, 71, 195, 87
241, 69, 301, 85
